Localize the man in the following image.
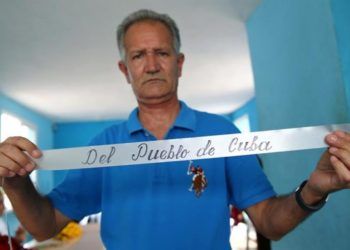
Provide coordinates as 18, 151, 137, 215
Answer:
0, 9, 349, 250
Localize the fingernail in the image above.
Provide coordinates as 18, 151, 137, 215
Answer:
24, 163, 35, 172
8, 172, 16, 177
330, 155, 338, 163
32, 150, 42, 158
336, 131, 345, 138
328, 135, 337, 142
329, 147, 337, 153
19, 169, 27, 176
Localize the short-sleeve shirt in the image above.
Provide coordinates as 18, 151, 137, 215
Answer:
47, 101, 276, 250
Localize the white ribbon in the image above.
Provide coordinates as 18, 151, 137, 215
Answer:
35, 124, 350, 170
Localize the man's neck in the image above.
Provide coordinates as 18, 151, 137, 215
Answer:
138, 97, 180, 139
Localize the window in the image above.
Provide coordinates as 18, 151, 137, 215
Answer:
0, 112, 37, 143
0, 111, 38, 210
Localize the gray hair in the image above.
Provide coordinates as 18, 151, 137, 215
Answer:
117, 9, 181, 60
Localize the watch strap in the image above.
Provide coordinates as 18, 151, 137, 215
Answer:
295, 180, 328, 212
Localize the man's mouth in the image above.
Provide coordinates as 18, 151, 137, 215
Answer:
143, 78, 165, 84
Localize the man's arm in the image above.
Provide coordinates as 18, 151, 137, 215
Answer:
246, 130, 350, 240
246, 188, 320, 240
3, 176, 71, 241
0, 136, 71, 241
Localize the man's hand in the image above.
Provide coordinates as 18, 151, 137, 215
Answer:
305, 130, 350, 202
0, 136, 42, 178
246, 130, 350, 240
0, 137, 69, 241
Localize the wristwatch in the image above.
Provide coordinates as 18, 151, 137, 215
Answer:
295, 180, 329, 212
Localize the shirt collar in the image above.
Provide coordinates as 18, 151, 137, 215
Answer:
173, 101, 196, 131
126, 101, 196, 135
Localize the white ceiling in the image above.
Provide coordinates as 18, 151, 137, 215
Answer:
0, 0, 260, 122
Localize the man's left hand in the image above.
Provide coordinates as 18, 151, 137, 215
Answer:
306, 130, 350, 201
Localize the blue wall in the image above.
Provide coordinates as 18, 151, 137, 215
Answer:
0, 93, 124, 234
0, 93, 54, 236
52, 120, 123, 186
247, 0, 350, 249
227, 98, 259, 132
0, 93, 54, 194
54, 120, 122, 149
331, 0, 350, 110
0, 93, 53, 150
0, 93, 125, 190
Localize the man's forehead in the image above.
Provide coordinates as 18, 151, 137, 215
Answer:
124, 20, 173, 51
124, 20, 172, 40
126, 19, 169, 32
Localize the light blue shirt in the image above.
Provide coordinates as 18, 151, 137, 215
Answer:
47, 101, 275, 250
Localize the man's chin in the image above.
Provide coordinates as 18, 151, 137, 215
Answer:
138, 94, 177, 105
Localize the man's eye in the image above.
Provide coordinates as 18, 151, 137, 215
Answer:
158, 51, 169, 57
132, 54, 143, 60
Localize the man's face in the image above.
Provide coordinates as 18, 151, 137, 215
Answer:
118, 21, 184, 105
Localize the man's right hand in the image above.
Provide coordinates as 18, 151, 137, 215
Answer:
0, 136, 42, 178
0, 137, 71, 241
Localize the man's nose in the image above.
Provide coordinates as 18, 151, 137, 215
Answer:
145, 54, 160, 74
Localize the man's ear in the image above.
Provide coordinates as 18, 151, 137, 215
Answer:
177, 53, 185, 78
118, 60, 131, 83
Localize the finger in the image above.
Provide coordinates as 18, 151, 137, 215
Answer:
0, 143, 33, 168
329, 147, 350, 169
4, 136, 42, 158
0, 154, 27, 176
330, 156, 350, 185
325, 133, 350, 152
334, 130, 350, 143
0, 144, 36, 174
0, 167, 16, 177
